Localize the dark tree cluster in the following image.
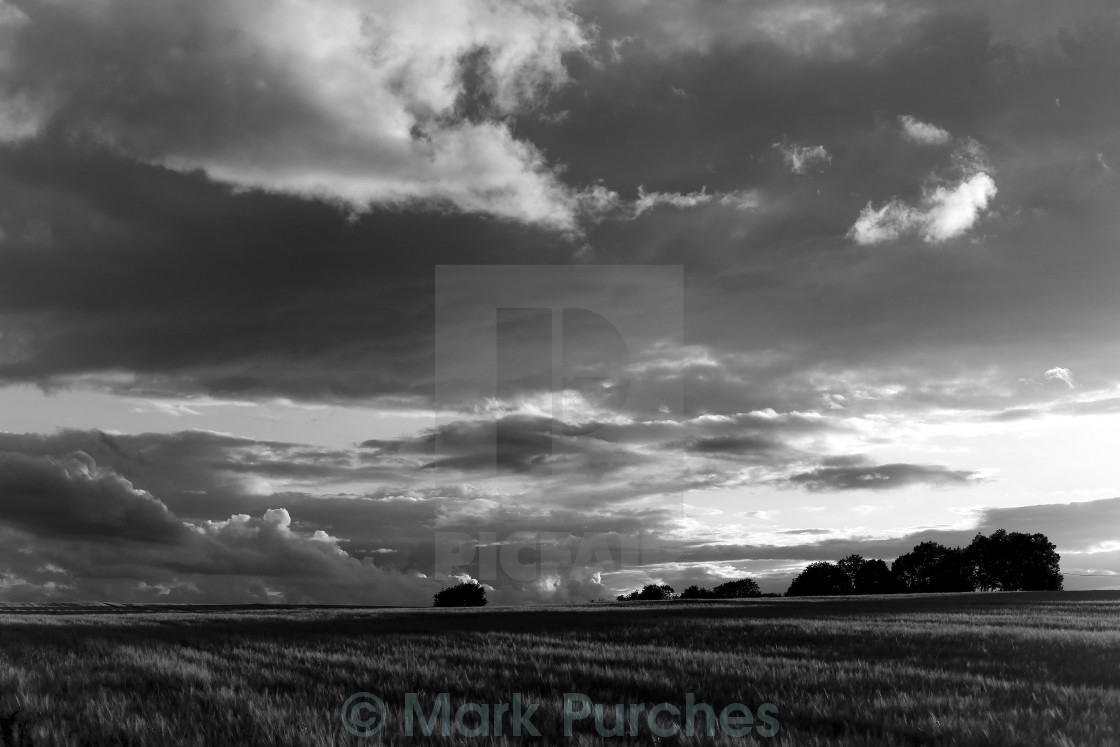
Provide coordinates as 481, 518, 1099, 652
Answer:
680, 578, 764, 599
433, 581, 488, 607
616, 584, 676, 601
785, 530, 1063, 597
616, 577, 767, 602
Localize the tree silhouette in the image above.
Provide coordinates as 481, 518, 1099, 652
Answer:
433, 581, 488, 607
712, 578, 762, 598
853, 558, 895, 594
837, 554, 866, 591
892, 542, 972, 593
967, 530, 1063, 591
617, 584, 675, 601
781, 531, 1061, 598
786, 562, 852, 596
679, 584, 709, 599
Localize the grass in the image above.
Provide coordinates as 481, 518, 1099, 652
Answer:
0, 591, 1117, 745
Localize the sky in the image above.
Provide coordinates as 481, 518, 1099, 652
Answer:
1, 0, 1119, 604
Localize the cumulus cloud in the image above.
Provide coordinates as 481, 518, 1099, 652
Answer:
898, 114, 951, 145
773, 142, 832, 174
1045, 367, 1077, 388
0, 447, 440, 604
849, 139, 998, 244
0, 0, 593, 228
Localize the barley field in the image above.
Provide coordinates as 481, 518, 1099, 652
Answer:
0, 591, 1117, 746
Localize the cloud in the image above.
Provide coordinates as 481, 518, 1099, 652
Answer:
1044, 367, 1077, 388
583, 0, 905, 61
0, 450, 184, 542
0, 446, 442, 604
976, 497, 1120, 554
785, 459, 984, 492
849, 140, 998, 244
631, 186, 759, 216
0, 0, 594, 229
773, 143, 831, 174
686, 435, 786, 455
898, 115, 951, 145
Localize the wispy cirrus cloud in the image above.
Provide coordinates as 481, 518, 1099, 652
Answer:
1045, 367, 1077, 389
631, 186, 760, 216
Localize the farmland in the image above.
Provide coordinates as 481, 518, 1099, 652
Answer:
0, 591, 1117, 745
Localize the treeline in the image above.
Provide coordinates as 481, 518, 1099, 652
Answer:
612, 530, 1062, 603
616, 577, 780, 601
787, 529, 1062, 596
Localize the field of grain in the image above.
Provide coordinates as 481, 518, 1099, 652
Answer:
0, 591, 1117, 746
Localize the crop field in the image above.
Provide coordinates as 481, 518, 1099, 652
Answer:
0, 591, 1117, 746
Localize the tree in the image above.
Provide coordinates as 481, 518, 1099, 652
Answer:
679, 584, 707, 599
433, 581, 488, 607
786, 562, 853, 596
639, 584, 675, 600
837, 554, 866, 591
853, 558, 895, 594
967, 530, 1062, 591
965, 531, 999, 591
892, 542, 973, 593
712, 578, 762, 598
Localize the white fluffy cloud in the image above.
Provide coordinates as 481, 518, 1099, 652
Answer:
898, 115, 951, 145
849, 140, 998, 245
774, 142, 832, 174
0, 0, 592, 229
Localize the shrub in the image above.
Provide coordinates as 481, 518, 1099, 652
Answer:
433, 581, 488, 607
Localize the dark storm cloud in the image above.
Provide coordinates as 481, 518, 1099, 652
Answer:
0, 426, 678, 542
975, 497, 1120, 552
685, 434, 787, 455
785, 460, 984, 492
0, 428, 411, 497
0, 450, 184, 542
0, 2, 1119, 421
0, 444, 442, 604
361, 414, 660, 475
0, 139, 579, 403
547, 2, 1120, 417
